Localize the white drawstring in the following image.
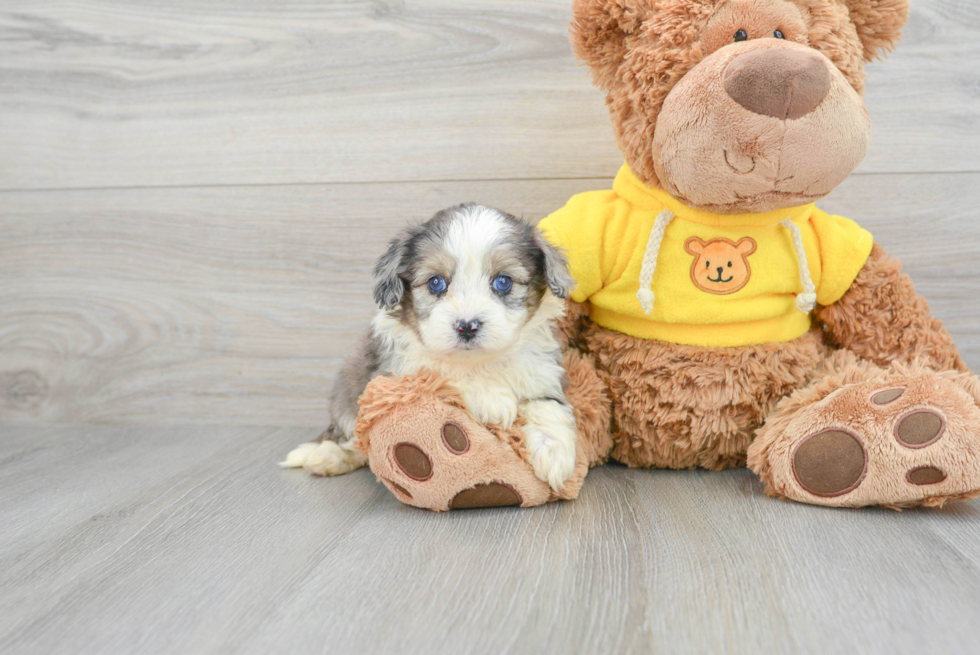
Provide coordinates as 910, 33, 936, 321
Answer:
636, 209, 675, 314
636, 211, 816, 316
780, 218, 817, 314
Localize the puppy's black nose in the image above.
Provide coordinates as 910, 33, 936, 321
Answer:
455, 319, 482, 342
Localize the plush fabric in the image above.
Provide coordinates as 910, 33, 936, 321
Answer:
748, 353, 980, 509
843, 0, 912, 62
816, 243, 967, 373
355, 372, 560, 510
584, 324, 828, 470
356, 0, 980, 511
354, 354, 606, 511
537, 165, 873, 347
651, 38, 872, 213
569, 0, 872, 189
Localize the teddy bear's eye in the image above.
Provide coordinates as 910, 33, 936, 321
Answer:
734, 29, 748, 42
706, 261, 710, 268
727, 261, 733, 267
774, 30, 785, 39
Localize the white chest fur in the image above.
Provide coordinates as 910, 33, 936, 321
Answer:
371, 295, 567, 428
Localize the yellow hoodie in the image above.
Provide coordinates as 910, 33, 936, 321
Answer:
538, 165, 873, 348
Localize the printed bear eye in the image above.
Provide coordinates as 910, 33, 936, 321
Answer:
734, 29, 748, 42
774, 30, 785, 39
728, 261, 733, 267
427, 275, 448, 294
706, 261, 711, 269
492, 275, 513, 294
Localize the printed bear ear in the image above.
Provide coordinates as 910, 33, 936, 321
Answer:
684, 237, 706, 255
570, 0, 652, 90
843, 0, 911, 62
735, 237, 757, 256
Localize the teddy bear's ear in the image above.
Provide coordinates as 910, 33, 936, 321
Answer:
570, 0, 650, 90
843, 0, 911, 62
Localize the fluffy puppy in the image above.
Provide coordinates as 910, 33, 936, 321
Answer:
281, 203, 580, 491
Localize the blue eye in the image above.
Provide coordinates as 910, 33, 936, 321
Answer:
427, 276, 447, 294
492, 275, 513, 294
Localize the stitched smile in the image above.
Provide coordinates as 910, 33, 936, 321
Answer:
708, 274, 734, 283
724, 149, 756, 174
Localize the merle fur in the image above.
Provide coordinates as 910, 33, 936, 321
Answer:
325, 203, 573, 444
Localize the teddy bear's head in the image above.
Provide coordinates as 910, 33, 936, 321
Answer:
571, 0, 909, 214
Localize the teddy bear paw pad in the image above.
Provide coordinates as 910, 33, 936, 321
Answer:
754, 374, 980, 508
450, 482, 523, 509
907, 466, 947, 486
871, 388, 904, 405
393, 443, 433, 480
360, 399, 554, 511
791, 429, 868, 498
895, 409, 945, 448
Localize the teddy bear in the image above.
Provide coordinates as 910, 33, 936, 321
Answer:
352, 0, 980, 511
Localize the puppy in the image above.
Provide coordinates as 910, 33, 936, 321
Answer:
281, 203, 579, 491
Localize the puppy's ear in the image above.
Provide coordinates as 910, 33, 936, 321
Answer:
373, 236, 408, 311
533, 228, 576, 299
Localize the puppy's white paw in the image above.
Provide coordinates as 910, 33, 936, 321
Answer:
464, 390, 519, 428
526, 427, 577, 492
279, 442, 319, 468
279, 441, 366, 476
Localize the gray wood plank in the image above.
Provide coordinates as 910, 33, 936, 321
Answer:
1, 425, 979, 654
2, 173, 978, 426
1, 0, 978, 191
0, 424, 288, 555
632, 472, 980, 654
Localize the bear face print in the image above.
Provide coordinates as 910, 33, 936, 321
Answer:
684, 237, 757, 295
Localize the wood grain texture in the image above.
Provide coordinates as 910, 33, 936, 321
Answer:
1, 173, 978, 426
1, 3, 979, 654
1, 425, 979, 655
0, 0, 979, 191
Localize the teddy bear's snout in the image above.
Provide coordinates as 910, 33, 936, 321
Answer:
723, 48, 832, 121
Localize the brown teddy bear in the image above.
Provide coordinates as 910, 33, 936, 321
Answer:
354, 0, 980, 511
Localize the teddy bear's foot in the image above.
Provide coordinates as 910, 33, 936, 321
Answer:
354, 373, 588, 512
749, 362, 980, 508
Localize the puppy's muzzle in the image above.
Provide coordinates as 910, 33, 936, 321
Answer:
454, 319, 482, 342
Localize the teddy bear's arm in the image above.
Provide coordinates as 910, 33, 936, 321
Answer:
554, 299, 594, 353
815, 243, 966, 372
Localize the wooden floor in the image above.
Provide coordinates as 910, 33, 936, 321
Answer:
2, 425, 980, 655
2, 1, 980, 653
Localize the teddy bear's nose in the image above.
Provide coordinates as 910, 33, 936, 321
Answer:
723, 48, 832, 120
